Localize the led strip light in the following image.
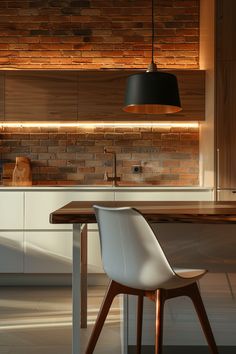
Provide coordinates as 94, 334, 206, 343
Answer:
0, 122, 199, 128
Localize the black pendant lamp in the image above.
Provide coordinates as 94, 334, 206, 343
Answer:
123, 0, 182, 115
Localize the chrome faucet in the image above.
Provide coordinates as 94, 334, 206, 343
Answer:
104, 148, 121, 186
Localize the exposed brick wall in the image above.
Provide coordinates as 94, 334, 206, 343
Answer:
0, 126, 199, 186
0, 1, 200, 186
0, 0, 199, 69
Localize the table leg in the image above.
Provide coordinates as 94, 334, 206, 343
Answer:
73, 223, 81, 354
81, 224, 88, 328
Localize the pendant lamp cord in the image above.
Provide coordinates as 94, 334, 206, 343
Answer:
151, 0, 155, 64
147, 0, 157, 71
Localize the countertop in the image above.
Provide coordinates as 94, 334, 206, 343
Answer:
0, 185, 214, 191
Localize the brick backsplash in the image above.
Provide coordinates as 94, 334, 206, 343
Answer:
0, 0, 199, 69
0, 126, 199, 186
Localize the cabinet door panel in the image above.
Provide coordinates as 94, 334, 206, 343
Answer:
78, 71, 145, 121
25, 190, 114, 229
115, 190, 213, 201
5, 71, 78, 121
25, 191, 74, 230
24, 231, 72, 273
216, 0, 236, 61
217, 190, 236, 201
0, 191, 24, 229
0, 231, 23, 273
78, 70, 205, 121
0, 73, 4, 120
24, 229, 104, 274
216, 61, 236, 188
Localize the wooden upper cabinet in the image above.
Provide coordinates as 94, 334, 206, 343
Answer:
78, 70, 205, 121
0, 73, 4, 120
5, 71, 78, 121
3, 69, 204, 122
216, 61, 236, 188
216, 0, 236, 189
77, 71, 144, 121
216, 0, 236, 61
172, 70, 205, 121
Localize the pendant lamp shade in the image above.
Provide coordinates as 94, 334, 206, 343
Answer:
123, 0, 182, 115
123, 71, 182, 114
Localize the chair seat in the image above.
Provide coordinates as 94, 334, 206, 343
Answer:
174, 268, 207, 279
159, 268, 207, 290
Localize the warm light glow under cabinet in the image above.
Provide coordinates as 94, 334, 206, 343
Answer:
0, 122, 199, 129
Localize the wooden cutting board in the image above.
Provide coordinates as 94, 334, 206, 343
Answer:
2, 163, 15, 186
12, 157, 32, 186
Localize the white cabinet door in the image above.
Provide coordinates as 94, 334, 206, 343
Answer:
0, 191, 24, 229
217, 189, 236, 201
0, 231, 24, 273
24, 227, 104, 274
24, 231, 72, 273
25, 190, 114, 230
25, 191, 75, 230
24, 190, 114, 273
115, 189, 214, 201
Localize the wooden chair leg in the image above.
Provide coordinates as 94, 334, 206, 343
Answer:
136, 295, 143, 354
85, 280, 120, 354
187, 282, 219, 354
155, 289, 164, 354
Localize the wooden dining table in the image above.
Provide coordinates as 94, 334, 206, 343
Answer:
50, 200, 236, 354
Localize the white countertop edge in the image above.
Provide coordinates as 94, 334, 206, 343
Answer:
0, 186, 214, 191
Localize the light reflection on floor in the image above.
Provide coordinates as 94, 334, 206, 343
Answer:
0, 286, 122, 354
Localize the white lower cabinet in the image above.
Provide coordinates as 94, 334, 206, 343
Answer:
0, 188, 214, 275
24, 228, 104, 274
24, 231, 72, 273
115, 189, 214, 201
25, 191, 75, 230
0, 231, 24, 273
25, 190, 114, 229
23, 190, 113, 273
217, 189, 236, 200
0, 191, 24, 229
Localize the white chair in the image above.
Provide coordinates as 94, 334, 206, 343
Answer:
86, 206, 218, 354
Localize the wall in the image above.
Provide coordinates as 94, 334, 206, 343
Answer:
0, 0, 200, 186
199, 0, 215, 188
0, 0, 199, 69
0, 125, 199, 185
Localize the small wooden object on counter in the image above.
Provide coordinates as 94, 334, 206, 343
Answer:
12, 157, 32, 186
2, 163, 15, 186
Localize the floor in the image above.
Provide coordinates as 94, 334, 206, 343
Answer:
0, 286, 122, 354
1, 285, 234, 354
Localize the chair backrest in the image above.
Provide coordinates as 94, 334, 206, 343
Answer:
94, 205, 175, 290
